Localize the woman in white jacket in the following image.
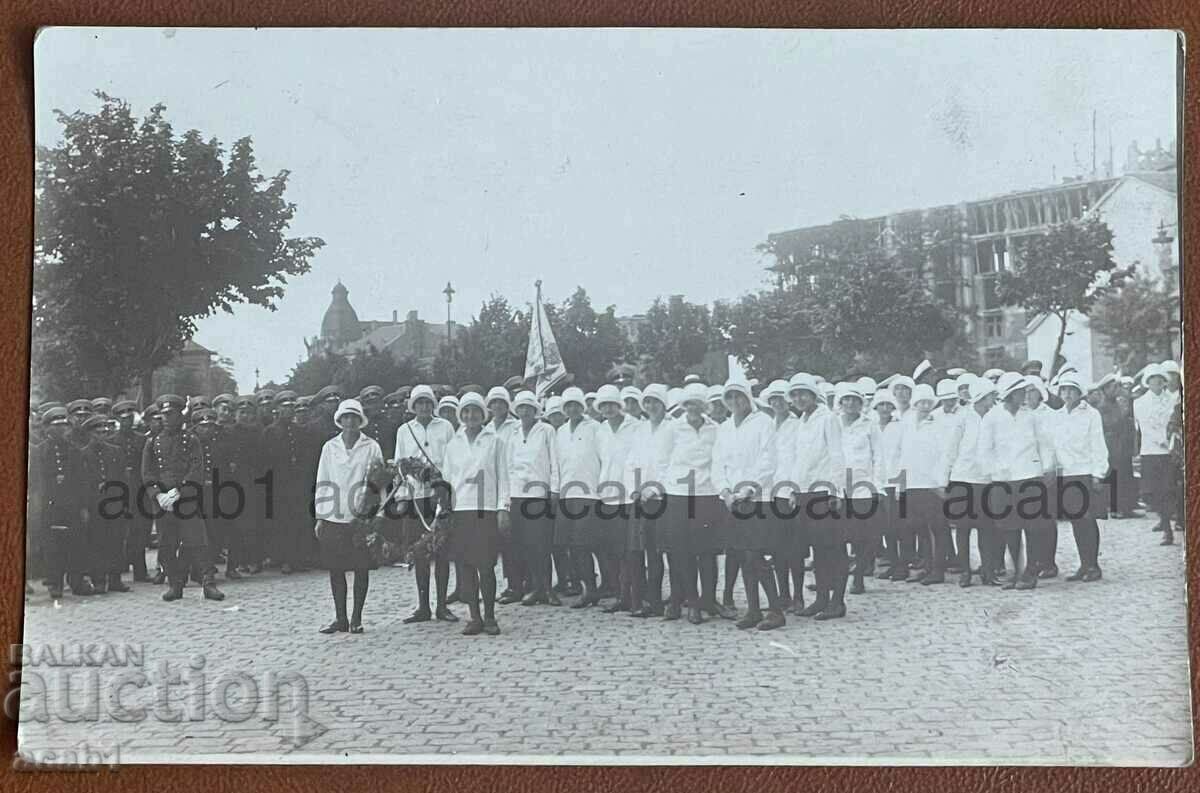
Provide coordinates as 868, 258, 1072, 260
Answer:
594, 384, 641, 615
836, 381, 883, 597
712, 380, 785, 631
894, 384, 952, 585
1051, 373, 1111, 581
621, 384, 673, 617
506, 390, 560, 606
442, 392, 511, 636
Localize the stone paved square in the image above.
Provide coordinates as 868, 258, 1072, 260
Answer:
16, 514, 1193, 765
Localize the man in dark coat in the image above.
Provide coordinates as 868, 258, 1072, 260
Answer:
223, 397, 265, 573
36, 407, 93, 599
141, 394, 224, 602
80, 414, 131, 594
261, 390, 311, 574
113, 400, 151, 581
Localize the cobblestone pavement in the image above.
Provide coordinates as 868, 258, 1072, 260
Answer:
16, 514, 1193, 765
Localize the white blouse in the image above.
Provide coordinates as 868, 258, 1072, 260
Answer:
768, 416, 798, 501
839, 413, 881, 499
661, 414, 719, 497
507, 420, 560, 502
981, 406, 1052, 483
314, 432, 385, 524
875, 417, 905, 491
596, 415, 641, 505
442, 424, 509, 513
945, 405, 991, 485
790, 403, 844, 496
1052, 401, 1110, 479
895, 412, 950, 490
623, 416, 674, 500
711, 410, 776, 502
1133, 390, 1176, 456
556, 417, 602, 501
393, 416, 456, 501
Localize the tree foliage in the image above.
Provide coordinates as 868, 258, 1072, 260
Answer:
635, 296, 712, 384
545, 288, 631, 389
996, 216, 1127, 378
433, 296, 529, 387
285, 345, 420, 396
32, 92, 324, 403
1089, 272, 1178, 374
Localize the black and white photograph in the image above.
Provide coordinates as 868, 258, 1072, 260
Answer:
18, 27, 1189, 765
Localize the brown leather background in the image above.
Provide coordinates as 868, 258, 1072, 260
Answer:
1, 1, 1197, 789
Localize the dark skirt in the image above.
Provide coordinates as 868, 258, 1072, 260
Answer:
657, 494, 725, 555
316, 519, 378, 571
1140, 454, 1171, 509
899, 488, 945, 537
625, 496, 664, 553
838, 496, 884, 545
1054, 474, 1109, 521
512, 497, 555, 556
945, 481, 995, 531
556, 498, 605, 550
987, 478, 1053, 532
879, 487, 909, 540
772, 497, 810, 558
727, 498, 779, 552
794, 491, 840, 548
593, 501, 632, 555
447, 510, 500, 569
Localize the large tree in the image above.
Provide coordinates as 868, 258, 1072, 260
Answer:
33, 92, 323, 403
635, 295, 712, 384
545, 287, 631, 390
433, 295, 529, 387
996, 216, 1128, 379
1088, 272, 1178, 374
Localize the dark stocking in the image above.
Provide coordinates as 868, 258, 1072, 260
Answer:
351, 569, 369, 625
479, 565, 497, 621
699, 552, 718, 606
723, 551, 739, 602
329, 570, 348, 625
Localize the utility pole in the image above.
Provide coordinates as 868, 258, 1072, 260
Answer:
443, 281, 456, 349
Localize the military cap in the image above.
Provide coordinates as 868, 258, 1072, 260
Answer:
67, 398, 93, 414
90, 397, 113, 412
192, 408, 218, 424
38, 401, 64, 413
313, 385, 342, 404
234, 395, 257, 410
458, 384, 484, 398
188, 395, 212, 411
142, 404, 161, 418
503, 375, 525, 391
382, 391, 405, 407
112, 399, 138, 415
273, 389, 299, 405
213, 393, 235, 408
358, 385, 384, 401
82, 414, 117, 432
296, 396, 313, 409
395, 385, 414, 398
41, 406, 69, 425
256, 389, 277, 404
154, 394, 186, 412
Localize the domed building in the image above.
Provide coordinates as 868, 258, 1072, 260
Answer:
318, 280, 363, 349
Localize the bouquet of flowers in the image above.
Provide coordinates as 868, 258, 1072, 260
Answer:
397, 455, 454, 564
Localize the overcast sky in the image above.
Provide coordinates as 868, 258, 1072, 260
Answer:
34, 28, 1178, 390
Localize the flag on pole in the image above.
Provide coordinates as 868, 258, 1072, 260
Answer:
524, 280, 568, 399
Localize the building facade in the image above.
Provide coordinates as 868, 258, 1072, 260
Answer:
765, 140, 1178, 381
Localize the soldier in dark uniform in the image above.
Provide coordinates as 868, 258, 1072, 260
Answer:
308, 385, 343, 438
90, 397, 113, 416
80, 414, 131, 593
262, 390, 311, 574
113, 400, 151, 581
141, 394, 224, 602
224, 396, 264, 573
66, 399, 93, 448
191, 408, 235, 580
294, 395, 312, 425
213, 393, 236, 428
381, 391, 407, 458
144, 404, 164, 438
359, 385, 389, 457
36, 407, 93, 599
257, 389, 278, 429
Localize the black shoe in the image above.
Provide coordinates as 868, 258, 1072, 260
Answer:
958, 572, 972, 588
814, 603, 846, 621
546, 591, 562, 606
907, 570, 928, 584
349, 623, 364, 634
662, 603, 682, 621
888, 567, 909, 582
798, 600, 827, 617
1065, 567, 1087, 581
687, 607, 704, 625
920, 573, 945, 586
151, 571, 167, 585
1160, 534, 1175, 546
319, 620, 348, 634
435, 606, 459, 622
649, 601, 665, 617
735, 610, 763, 630
446, 590, 462, 605
72, 580, 96, 596
757, 610, 786, 631
1014, 573, 1038, 590
722, 593, 736, 609
875, 565, 893, 580
403, 608, 432, 624
849, 578, 865, 595
1082, 566, 1103, 582
1001, 575, 1019, 590
107, 577, 131, 593
572, 588, 601, 609
482, 619, 500, 636
497, 590, 524, 605
1037, 564, 1059, 579
630, 606, 655, 618
162, 585, 184, 602
202, 583, 225, 601
521, 591, 547, 606
461, 620, 483, 636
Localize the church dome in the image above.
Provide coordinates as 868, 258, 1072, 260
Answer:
320, 281, 363, 347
